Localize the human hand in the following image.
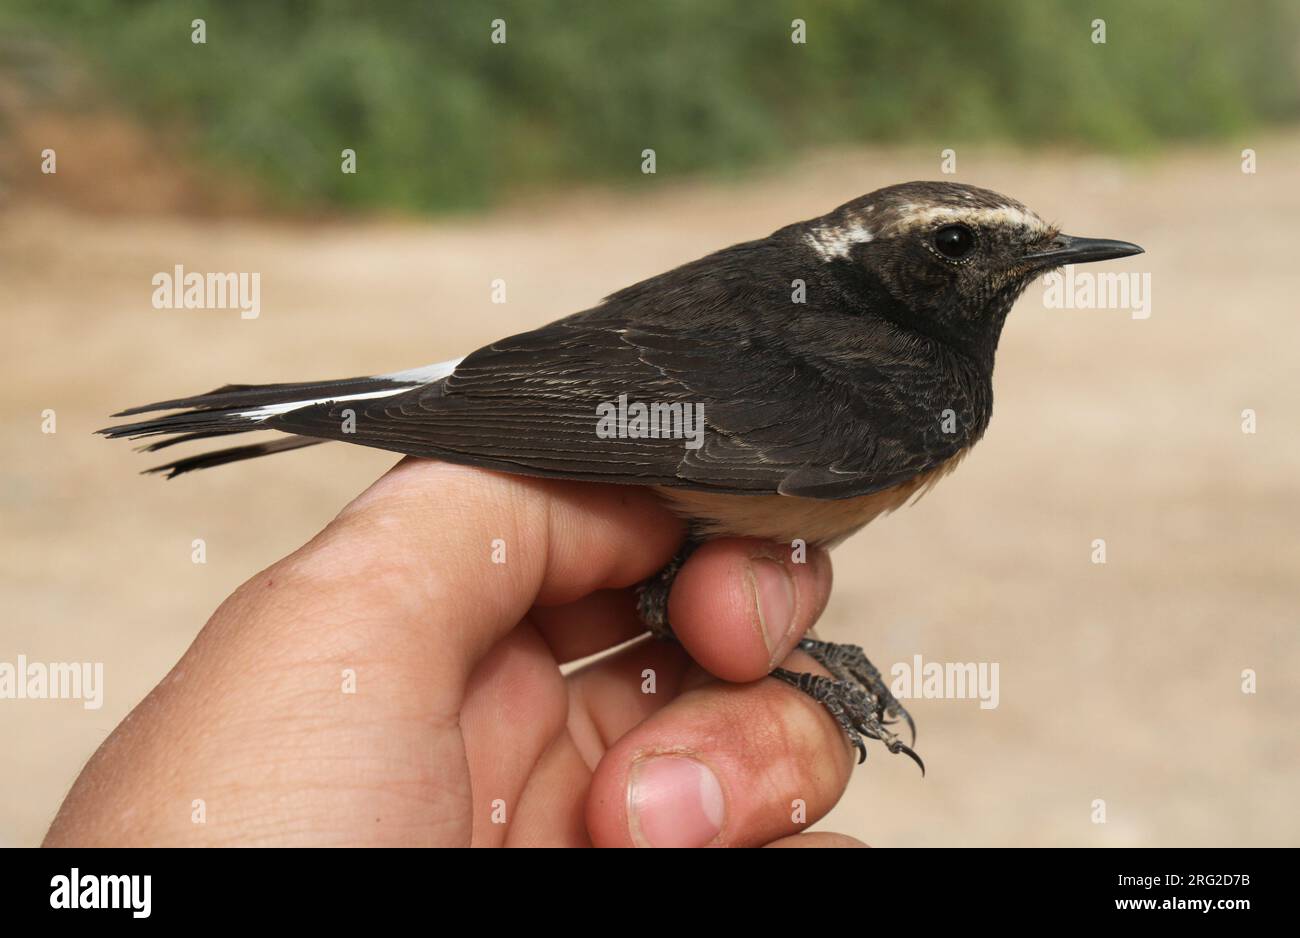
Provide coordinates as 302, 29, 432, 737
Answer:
45, 458, 862, 847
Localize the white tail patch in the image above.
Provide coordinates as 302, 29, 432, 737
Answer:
381, 357, 464, 384
237, 356, 464, 422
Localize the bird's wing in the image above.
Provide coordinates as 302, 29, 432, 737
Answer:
264, 312, 948, 499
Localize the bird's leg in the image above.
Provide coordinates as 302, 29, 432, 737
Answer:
634, 543, 923, 773
635, 541, 699, 640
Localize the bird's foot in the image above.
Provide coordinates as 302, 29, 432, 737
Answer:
772, 640, 924, 774
637, 547, 922, 773
795, 638, 917, 747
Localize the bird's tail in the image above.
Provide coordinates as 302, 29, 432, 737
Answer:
99, 359, 461, 477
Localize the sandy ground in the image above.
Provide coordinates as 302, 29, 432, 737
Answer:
2, 139, 1298, 848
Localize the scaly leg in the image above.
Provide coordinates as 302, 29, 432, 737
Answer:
795, 638, 917, 748
636, 542, 698, 640
770, 666, 924, 773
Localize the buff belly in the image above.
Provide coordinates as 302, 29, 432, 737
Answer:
653, 454, 964, 547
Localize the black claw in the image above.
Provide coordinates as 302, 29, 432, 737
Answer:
891, 741, 926, 776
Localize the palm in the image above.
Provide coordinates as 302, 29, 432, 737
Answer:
454, 608, 701, 846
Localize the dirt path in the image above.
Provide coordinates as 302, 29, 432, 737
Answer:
3, 138, 1298, 846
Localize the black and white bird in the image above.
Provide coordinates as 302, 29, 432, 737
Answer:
103, 181, 1143, 769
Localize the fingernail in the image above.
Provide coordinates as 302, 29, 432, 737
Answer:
749, 558, 795, 660
627, 755, 725, 848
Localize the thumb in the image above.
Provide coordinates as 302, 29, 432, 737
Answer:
266, 458, 685, 711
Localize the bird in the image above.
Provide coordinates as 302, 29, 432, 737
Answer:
101, 181, 1144, 771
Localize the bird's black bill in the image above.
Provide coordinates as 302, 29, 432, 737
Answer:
1023, 234, 1144, 266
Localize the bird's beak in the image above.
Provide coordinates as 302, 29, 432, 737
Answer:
1022, 234, 1145, 267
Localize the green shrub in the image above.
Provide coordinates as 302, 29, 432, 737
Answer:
4, 0, 1296, 212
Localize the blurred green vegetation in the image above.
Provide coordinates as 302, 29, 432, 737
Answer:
3, 0, 1298, 213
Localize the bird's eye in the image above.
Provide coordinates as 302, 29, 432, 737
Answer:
933, 224, 976, 260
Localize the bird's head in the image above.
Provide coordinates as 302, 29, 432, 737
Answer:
803, 181, 1143, 360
